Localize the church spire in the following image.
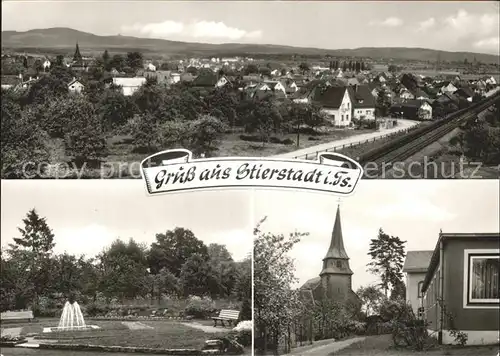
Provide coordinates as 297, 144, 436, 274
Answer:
324, 205, 349, 260
73, 42, 82, 63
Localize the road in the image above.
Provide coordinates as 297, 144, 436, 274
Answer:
274, 119, 419, 159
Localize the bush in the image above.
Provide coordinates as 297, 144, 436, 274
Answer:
239, 299, 251, 321
228, 329, 252, 347
184, 296, 216, 319
239, 134, 262, 143
85, 303, 111, 317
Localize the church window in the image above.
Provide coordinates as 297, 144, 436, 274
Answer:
336, 260, 342, 268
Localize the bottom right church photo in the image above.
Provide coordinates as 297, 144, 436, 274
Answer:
253, 180, 499, 356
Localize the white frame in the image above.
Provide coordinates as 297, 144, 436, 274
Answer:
463, 249, 500, 309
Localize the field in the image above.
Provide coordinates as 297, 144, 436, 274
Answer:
333, 335, 499, 356
41, 127, 375, 179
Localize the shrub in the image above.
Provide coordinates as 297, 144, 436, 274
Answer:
230, 322, 253, 348
239, 134, 262, 143
239, 299, 251, 321
282, 138, 294, 145
184, 296, 216, 319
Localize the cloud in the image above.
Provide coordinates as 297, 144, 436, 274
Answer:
473, 37, 500, 53
370, 17, 403, 27
436, 9, 500, 50
120, 20, 262, 41
191, 21, 262, 40
121, 20, 184, 38
416, 18, 436, 32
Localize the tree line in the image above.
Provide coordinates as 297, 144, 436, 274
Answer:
0, 209, 251, 316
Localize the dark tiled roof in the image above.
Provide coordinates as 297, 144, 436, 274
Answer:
312, 86, 347, 109
300, 277, 321, 290
403, 251, 433, 272
455, 86, 474, 98
192, 73, 218, 87
348, 85, 376, 109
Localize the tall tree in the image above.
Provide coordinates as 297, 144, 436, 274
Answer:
10, 209, 55, 310
367, 228, 406, 298
376, 88, 391, 118
254, 217, 308, 354
126, 52, 144, 70
357, 285, 385, 316
148, 228, 209, 277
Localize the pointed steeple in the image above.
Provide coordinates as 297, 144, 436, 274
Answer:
324, 205, 349, 260
73, 42, 82, 64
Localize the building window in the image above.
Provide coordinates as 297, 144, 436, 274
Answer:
417, 307, 424, 319
465, 251, 499, 305
341, 115, 344, 121
336, 261, 342, 268
417, 281, 424, 298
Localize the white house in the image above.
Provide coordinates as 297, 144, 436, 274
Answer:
112, 77, 147, 96
146, 63, 157, 72
314, 86, 352, 127
261, 81, 287, 95
170, 72, 181, 84
349, 85, 376, 121
484, 76, 497, 86
43, 59, 51, 70
439, 82, 458, 95
403, 251, 433, 317
215, 76, 230, 88
271, 69, 281, 77
68, 79, 85, 94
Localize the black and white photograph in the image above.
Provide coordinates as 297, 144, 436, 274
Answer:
0, 180, 253, 356
1, 1, 499, 179
253, 180, 499, 355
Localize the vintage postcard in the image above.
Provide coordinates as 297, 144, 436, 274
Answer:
1, 1, 499, 179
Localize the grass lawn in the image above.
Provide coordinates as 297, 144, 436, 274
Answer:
40, 128, 375, 178
332, 335, 499, 356
4, 318, 225, 349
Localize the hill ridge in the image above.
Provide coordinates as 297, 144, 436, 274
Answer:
2, 27, 499, 64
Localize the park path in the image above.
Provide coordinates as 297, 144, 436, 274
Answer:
121, 321, 154, 330
289, 337, 365, 355
1, 327, 22, 338
180, 322, 228, 333
274, 119, 418, 159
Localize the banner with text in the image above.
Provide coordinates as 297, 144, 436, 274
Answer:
141, 149, 363, 195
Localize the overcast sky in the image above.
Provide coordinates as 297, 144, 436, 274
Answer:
254, 180, 499, 291
0, 180, 253, 262
2, 1, 499, 54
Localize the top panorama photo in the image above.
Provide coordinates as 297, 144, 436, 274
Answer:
1, 1, 499, 180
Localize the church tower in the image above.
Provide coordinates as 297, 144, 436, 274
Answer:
73, 43, 83, 65
320, 205, 353, 301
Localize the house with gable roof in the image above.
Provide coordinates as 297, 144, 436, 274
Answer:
312, 86, 353, 126
403, 250, 434, 316
348, 85, 376, 121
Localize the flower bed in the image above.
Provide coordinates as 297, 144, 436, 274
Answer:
0, 335, 28, 347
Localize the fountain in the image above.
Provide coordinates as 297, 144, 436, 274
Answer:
42, 296, 100, 333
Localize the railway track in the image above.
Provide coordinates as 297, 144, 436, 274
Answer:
358, 92, 500, 178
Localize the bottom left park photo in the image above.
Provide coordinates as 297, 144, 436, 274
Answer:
0, 180, 253, 356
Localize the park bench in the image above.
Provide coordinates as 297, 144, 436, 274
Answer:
0, 310, 34, 323
212, 309, 239, 327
